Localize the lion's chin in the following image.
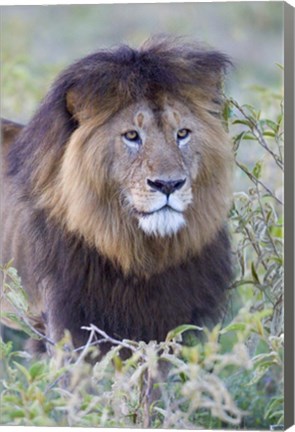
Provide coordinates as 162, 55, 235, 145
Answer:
137, 208, 186, 237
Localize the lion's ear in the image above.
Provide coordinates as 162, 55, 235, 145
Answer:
66, 88, 89, 125
66, 89, 93, 124
190, 50, 231, 91
66, 89, 80, 120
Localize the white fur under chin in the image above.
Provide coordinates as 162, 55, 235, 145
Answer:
138, 209, 186, 237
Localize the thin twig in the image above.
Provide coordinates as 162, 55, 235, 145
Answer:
243, 225, 268, 272
142, 369, 152, 428
81, 324, 137, 353
230, 98, 283, 171
21, 314, 56, 346
235, 159, 283, 206
256, 184, 281, 259
74, 326, 96, 365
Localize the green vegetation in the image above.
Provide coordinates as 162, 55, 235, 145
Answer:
1, 4, 283, 428
1, 84, 283, 428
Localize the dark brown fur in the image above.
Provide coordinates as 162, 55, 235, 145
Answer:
1, 36, 233, 354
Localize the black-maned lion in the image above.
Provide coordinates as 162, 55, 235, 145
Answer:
1, 36, 233, 355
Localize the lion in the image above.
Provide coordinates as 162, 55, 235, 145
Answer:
1, 36, 233, 355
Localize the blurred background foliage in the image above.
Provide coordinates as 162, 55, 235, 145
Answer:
1, 3, 284, 429
2, 2, 283, 121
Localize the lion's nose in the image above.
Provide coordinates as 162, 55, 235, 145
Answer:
147, 178, 186, 196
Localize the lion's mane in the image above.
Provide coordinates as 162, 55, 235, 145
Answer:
3, 36, 233, 352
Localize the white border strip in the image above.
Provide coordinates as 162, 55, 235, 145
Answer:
0, 0, 292, 6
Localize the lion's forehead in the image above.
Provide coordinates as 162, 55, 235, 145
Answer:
113, 99, 196, 131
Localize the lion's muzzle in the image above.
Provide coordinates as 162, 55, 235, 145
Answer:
146, 177, 186, 196
130, 175, 192, 237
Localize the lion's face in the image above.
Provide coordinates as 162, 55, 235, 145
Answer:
108, 99, 200, 237
39, 95, 231, 275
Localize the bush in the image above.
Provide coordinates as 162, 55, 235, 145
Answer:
1, 83, 283, 428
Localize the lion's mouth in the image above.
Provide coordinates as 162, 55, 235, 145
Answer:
134, 205, 183, 218
135, 205, 186, 237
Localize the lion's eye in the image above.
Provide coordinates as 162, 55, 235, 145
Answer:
123, 130, 142, 145
176, 128, 191, 145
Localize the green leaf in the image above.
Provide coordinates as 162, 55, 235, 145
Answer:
0, 339, 13, 359
5, 289, 29, 314
268, 410, 284, 423
275, 63, 284, 71
270, 256, 283, 265
251, 262, 260, 284
2, 394, 21, 404
113, 355, 123, 372
4, 267, 22, 289
252, 161, 262, 179
165, 324, 203, 342
29, 362, 46, 380
2, 258, 15, 270
9, 409, 26, 419
234, 131, 246, 144
179, 372, 187, 383
222, 101, 233, 121
265, 119, 277, 131
263, 131, 276, 138
277, 113, 283, 126
2, 312, 40, 339
252, 352, 278, 365
242, 104, 259, 119
241, 133, 256, 140
232, 119, 251, 127
237, 162, 251, 173
270, 225, 283, 238
220, 322, 247, 334
264, 396, 284, 420
13, 361, 31, 383
246, 367, 268, 386
248, 84, 267, 93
